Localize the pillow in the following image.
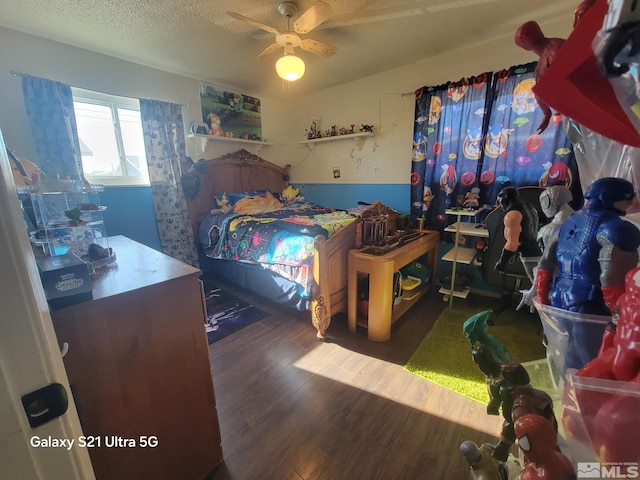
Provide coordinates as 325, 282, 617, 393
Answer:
232, 191, 284, 214
210, 190, 275, 214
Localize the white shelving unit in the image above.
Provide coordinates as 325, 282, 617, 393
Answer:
439, 207, 487, 307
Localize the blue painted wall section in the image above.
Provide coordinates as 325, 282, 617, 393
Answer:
100, 186, 162, 251
293, 183, 411, 213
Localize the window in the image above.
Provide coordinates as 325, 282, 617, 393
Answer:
72, 87, 150, 186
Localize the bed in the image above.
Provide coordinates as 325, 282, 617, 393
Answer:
185, 149, 358, 339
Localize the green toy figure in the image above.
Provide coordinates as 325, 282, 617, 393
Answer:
463, 310, 511, 362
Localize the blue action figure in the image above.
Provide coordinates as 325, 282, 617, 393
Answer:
536, 177, 640, 369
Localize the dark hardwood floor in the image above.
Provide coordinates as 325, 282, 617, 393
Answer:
202, 276, 519, 480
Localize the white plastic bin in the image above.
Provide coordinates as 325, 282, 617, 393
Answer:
533, 299, 610, 375
561, 371, 640, 465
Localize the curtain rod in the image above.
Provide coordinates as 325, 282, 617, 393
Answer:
9, 70, 187, 107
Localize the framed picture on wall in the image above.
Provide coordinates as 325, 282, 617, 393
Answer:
199, 83, 263, 141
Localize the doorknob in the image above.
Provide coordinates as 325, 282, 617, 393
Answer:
21, 383, 68, 428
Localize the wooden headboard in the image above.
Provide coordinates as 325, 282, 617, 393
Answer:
185, 149, 290, 237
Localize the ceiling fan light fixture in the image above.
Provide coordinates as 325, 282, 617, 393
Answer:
276, 54, 305, 81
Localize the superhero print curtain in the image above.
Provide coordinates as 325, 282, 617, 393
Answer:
410, 62, 582, 232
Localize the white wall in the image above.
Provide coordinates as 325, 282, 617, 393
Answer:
283, 15, 575, 185
0, 27, 289, 168
1, 12, 574, 185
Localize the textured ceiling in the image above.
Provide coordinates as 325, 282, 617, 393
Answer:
0, 0, 579, 100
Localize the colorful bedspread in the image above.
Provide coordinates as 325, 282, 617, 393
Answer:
201, 202, 355, 270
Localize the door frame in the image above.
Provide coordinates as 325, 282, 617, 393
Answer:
0, 130, 95, 479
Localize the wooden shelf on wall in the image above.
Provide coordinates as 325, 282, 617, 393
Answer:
299, 132, 374, 150
188, 133, 272, 147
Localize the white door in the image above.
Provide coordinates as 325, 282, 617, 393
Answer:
0, 130, 95, 479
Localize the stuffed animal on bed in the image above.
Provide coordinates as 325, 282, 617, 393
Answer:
280, 185, 304, 206
210, 193, 233, 215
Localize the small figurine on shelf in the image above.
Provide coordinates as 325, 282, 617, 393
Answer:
64, 207, 84, 225
360, 124, 374, 133
460, 441, 508, 480
306, 117, 320, 139
494, 187, 541, 272
514, 414, 575, 480
208, 113, 225, 137
463, 187, 481, 209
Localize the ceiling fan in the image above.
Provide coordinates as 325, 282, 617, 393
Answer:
227, 1, 337, 81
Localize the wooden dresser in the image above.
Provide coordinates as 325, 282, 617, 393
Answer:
50, 235, 222, 479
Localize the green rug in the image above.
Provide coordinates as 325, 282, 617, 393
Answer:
404, 300, 547, 405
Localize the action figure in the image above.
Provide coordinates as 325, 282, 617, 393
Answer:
566, 267, 640, 463
537, 185, 574, 252
472, 345, 530, 462
471, 344, 558, 463
514, 414, 576, 480
536, 177, 640, 369
463, 187, 481, 209
518, 186, 573, 311
514, 21, 565, 133
597, 0, 640, 77
464, 310, 511, 362
578, 266, 640, 382
494, 187, 541, 273
460, 440, 508, 480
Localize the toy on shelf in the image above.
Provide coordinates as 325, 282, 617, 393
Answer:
536, 177, 640, 370
494, 187, 541, 273
463, 187, 481, 209
460, 440, 508, 480
514, 414, 576, 480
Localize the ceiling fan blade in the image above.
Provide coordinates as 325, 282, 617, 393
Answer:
300, 38, 337, 58
294, 1, 332, 34
257, 43, 282, 59
227, 12, 278, 34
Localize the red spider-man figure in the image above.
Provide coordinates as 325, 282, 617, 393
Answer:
514, 21, 565, 133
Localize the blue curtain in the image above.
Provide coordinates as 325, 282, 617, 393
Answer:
410, 63, 582, 233
20, 74, 85, 180
139, 99, 197, 265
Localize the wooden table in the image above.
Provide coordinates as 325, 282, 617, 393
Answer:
347, 230, 439, 341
